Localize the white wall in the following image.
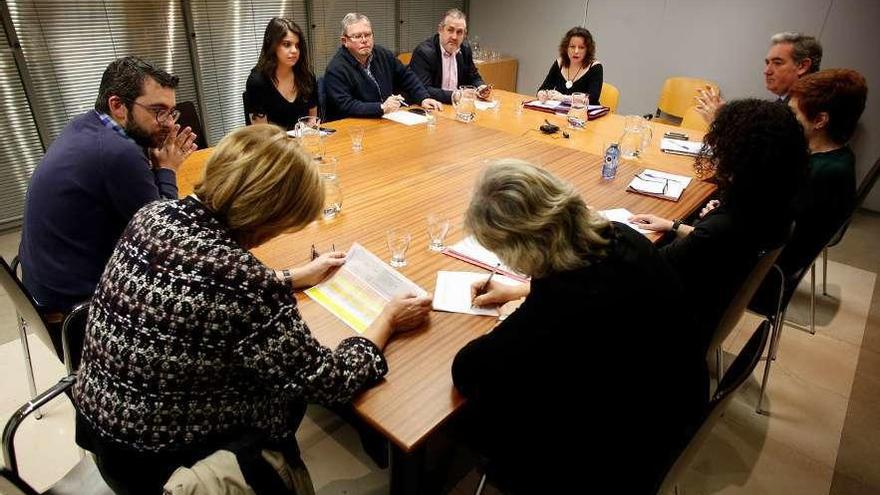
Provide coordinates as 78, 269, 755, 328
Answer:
470, 0, 880, 211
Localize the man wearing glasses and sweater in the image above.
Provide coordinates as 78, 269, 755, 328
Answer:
18, 56, 197, 362
324, 13, 442, 122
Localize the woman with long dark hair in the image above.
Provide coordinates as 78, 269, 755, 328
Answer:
245, 18, 317, 128
631, 99, 809, 350
537, 26, 603, 105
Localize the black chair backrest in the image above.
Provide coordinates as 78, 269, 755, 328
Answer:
829, 155, 880, 248
176, 101, 208, 150
0, 468, 40, 495
659, 320, 771, 493
62, 302, 90, 374
0, 257, 57, 358
706, 245, 783, 355
242, 91, 252, 125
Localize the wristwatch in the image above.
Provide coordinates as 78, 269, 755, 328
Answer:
278, 269, 294, 285
671, 219, 682, 232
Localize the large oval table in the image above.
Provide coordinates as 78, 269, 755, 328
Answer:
176, 90, 713, 492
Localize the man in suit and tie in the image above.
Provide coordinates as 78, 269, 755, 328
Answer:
696, 32, 823, 120
764, 32, 823, 102
408, 8, 490, 104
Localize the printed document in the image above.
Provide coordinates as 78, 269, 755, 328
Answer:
305, 243, 427, 333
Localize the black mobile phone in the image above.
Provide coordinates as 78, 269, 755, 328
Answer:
318, 127, 337, 134
408, 108, 427, 116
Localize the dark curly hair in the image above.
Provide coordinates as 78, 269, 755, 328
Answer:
256, 18, 313, 101
695, 98, 808, 214
558, 27, 596, 68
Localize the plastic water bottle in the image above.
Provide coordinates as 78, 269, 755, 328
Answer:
602, 143, 620, 180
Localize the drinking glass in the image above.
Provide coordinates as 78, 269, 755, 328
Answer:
426, 214, 450, 251
567, 92, 587, 128
387, 230, 412, 267
425, 109, 437, 130
348, 126, 365, 152
317, 156, 342, 220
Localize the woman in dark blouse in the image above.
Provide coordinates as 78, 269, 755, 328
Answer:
776, 69, 867, 280
537, 27, 603, 105
452, 160, 708, 493
631, 99, 809, 352
245, 18, 317, 129
74, 125, 431, 494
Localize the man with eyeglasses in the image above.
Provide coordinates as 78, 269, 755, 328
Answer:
19, 56, 197, 362
324, 12, 442, 122
409, 9, 489, 104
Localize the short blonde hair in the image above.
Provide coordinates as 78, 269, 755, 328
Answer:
194, 124, 323, 247
465, 159, 611, 278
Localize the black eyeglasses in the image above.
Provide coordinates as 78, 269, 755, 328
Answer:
122, 98, 181, 125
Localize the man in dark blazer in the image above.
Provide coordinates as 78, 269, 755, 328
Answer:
409, 9, 488, 104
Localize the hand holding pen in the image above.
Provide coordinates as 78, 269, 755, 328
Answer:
381, 95, 405, 114
471, 264, 499, 307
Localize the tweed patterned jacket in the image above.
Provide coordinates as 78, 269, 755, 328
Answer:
74, 197, 388, 453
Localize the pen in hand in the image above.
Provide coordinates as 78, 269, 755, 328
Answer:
393, 94, 408, 107
472, 264, 499, 308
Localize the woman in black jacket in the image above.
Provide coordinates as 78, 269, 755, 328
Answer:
452, 160, 708, 494
631, 99, 809, 352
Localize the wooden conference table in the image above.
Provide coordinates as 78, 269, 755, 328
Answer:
177, 90, 712, 492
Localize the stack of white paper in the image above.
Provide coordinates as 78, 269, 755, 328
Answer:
382, 110, 428, 126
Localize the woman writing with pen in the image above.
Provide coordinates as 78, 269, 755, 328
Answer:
451, 159, 708, 493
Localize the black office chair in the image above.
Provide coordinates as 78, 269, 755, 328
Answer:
0, 468, 40, 495
658, 320, 771, 495
1, 375, 114, 495
704, 245, 783, 389
817, 155, 880, 301
0, 277, 108, 494
0, 257, 90, 420
176, 101, 208, 151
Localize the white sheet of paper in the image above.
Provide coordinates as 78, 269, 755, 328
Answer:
474, 100, 498, 110
382, 110, 428, 126
660, 138, 703, 155
599, 208, 653, 235
432, 271, 521, 316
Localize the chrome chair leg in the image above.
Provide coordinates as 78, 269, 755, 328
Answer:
474, 473, 487, 495
757, 312, 784, 415
811, 266, 817, 334
822, 248, 829, 296
16, 315, 42, 420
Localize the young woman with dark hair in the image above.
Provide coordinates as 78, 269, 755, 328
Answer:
245, 18, 318, 128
